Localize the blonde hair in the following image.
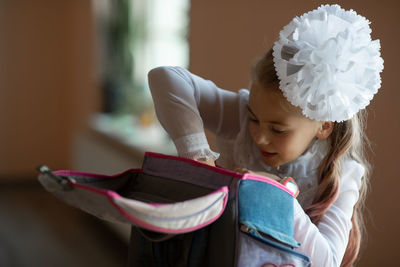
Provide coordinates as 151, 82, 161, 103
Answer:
252, 48, 371, 267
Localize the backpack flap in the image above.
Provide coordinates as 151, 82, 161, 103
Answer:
38, 166, 139, 224
113, 186, 228, 234
38, 163, 230, 234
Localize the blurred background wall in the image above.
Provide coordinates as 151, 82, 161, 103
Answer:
0, 0, 398, 266
0, 1, 98, 177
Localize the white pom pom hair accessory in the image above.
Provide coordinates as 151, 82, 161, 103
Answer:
272, 4, 384, 122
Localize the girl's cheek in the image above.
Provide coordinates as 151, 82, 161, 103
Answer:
275, 136, 290, 153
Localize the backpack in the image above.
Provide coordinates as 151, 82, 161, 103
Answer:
38, 152, 311, 267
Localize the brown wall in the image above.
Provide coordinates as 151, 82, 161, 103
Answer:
190, 0, 399, 266
0, 1, 97, 177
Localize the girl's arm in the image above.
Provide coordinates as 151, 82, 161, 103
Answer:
148, 66, 240, 160
294, 160, 364, 266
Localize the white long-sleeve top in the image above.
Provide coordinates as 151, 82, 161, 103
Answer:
148, 66, 364, 266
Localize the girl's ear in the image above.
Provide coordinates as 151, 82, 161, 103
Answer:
316, 122, 334, 139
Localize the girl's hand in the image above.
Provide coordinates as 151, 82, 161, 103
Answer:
197, 158, 216, 167
233, 168, 281, 181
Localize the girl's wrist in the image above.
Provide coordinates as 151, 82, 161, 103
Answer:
196, 157, 216, 166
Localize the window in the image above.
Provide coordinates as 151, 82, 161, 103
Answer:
93, 0, 189, 153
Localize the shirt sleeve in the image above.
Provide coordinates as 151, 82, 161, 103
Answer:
148, 66, 240, 160
293, 160, 364, 266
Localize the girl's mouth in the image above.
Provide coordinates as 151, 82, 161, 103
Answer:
261, 150, 277, 158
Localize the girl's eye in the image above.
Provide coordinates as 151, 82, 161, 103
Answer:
249, 117, 259, 124
272, 128, 286, 134
247, 106, 259, 124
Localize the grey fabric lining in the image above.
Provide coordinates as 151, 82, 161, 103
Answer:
142, 156, 236, 190
70, 173, 134, 193
120, 173, 213, 203
68, 172, 214, 204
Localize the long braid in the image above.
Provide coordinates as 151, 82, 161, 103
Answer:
305, 112, 370, 267
341, 110, 371, 267
306, 121, 352, 224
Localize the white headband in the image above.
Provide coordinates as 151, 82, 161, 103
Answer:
272, 4, 384, 122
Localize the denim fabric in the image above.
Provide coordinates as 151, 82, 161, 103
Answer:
237, 232, 310, 267
239, 179, 300, 248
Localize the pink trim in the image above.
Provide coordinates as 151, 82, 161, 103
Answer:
68, 178, 229, 234
71, 179, 118, 197
54, 168, 143, 178
69, 181, 163, 209
145, 152, 243, 178
110, 186, 229, 234
243, 173, 295, 197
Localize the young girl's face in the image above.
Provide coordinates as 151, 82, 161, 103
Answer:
248, 81, 324, 167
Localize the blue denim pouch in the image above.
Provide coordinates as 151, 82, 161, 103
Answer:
238, 179, 300, 248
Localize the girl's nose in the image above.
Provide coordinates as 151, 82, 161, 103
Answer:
253, 127, 271, 146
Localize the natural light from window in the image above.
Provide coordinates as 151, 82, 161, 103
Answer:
93, 0, 189, 154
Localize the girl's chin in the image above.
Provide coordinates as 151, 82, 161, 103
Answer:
261, 154, 292, 168
261, 156, 280, 167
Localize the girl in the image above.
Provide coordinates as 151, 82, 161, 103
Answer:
147, 4, 383, 267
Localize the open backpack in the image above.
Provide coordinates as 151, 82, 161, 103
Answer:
38, 152, 311, 267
